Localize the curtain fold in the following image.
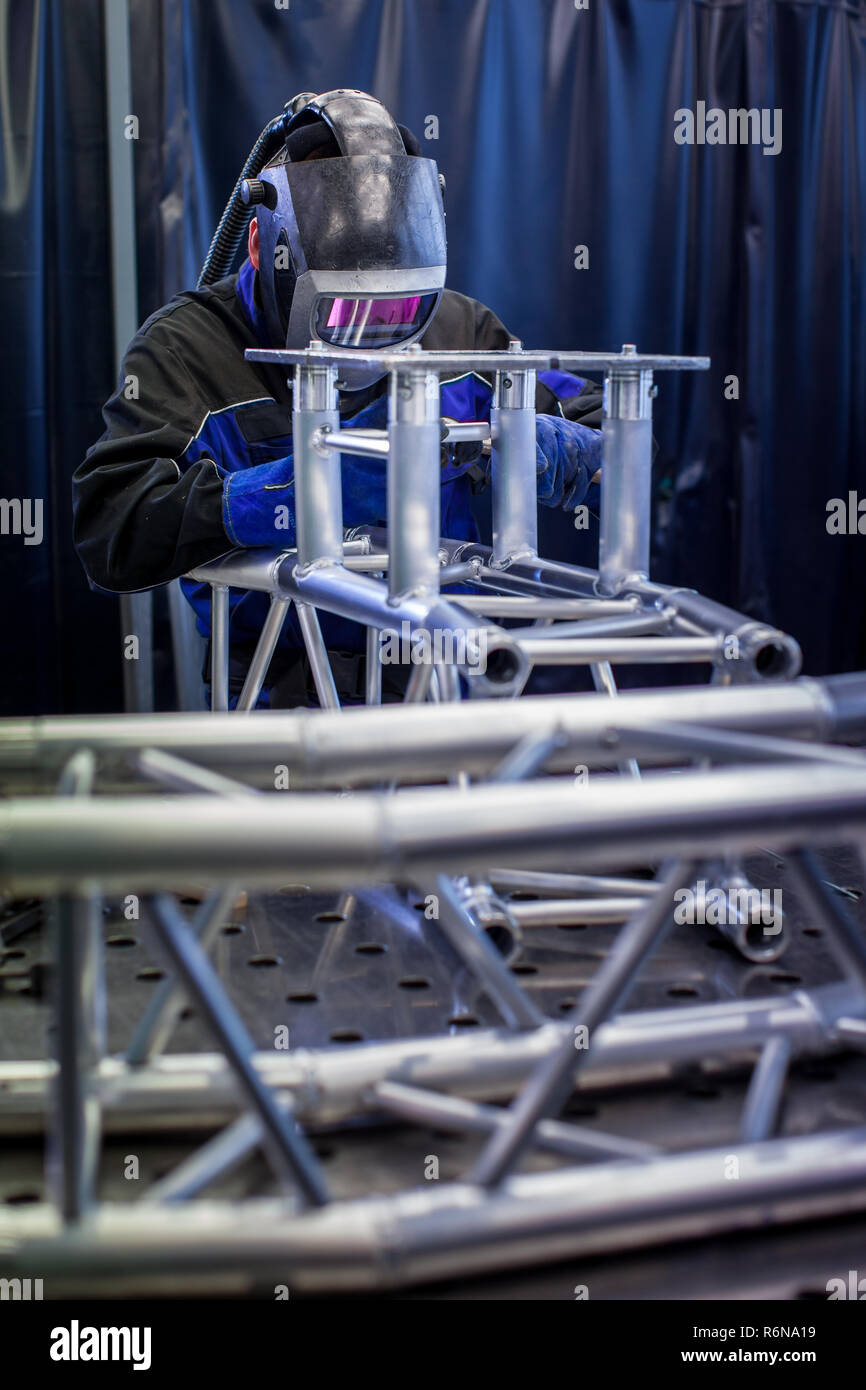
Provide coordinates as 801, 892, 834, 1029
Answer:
1, 0, 864, 713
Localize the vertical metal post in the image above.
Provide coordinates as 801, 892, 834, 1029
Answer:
168, 579, 207, 711
47, 751, 106, 1222
104, 0, 154, 711
50, 896, 106, 1221
210, 584, 229, 712
388, 354, 441, 598
598, 345, 655, 595
293, 352, 342, 567
491, 339, 537, 565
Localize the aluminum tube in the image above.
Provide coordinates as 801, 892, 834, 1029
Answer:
293, 361, 342, 567
833, 1017, 866, 1048
437, 561, 481, 586
403, 660, 433, 703
148, 894, 329, 1207
692, 866, 788, 964
597, 360, 655, 593
432, 534, 803, 680
443, 421, 490, 443
590, 659, 642, 779
739, 1037, 791, 1143
619, 720, 866, 770
365, 624, 382, 705
473, 548, 602, 597
5, 763, 866, 894
5, 1127, 866, 1293
434, 661, 461, 704
488, 869, 660, 898
640, 579, 793, 646
210, 585, 229, 712
470, 861, 693, 1186
46, 752, 105, 1224
388, 362, 441, 598
168, 578, 206, 711
314, 427, 389, 459
519, 635, 723, 665
0, 676, 860, 786
452, 596, 635, 618
1, 982, 860, 1134
598, 418, 654, 592
147, 1112, 266, 1202
236, 596, 291, 712
188, 549, 284, 593
491, 356, 537, 563
506, 611, 672, 643
344, 553, 392, 571
372, 1081, 659, 1161
48, 895, 105, 1223
424, 874, 543, 1030
491, 729, 571, 783
295, 603, 340, 710
135, 748, 258, 799
507, 897, 651, 926
277, 558, 527, 697
126, 883, 242, 1066
632, 581, 803, 680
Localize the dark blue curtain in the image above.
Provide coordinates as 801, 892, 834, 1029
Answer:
0, 0, 122, 714
2, 0, 865, 714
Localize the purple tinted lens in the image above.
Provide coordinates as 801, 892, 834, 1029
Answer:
326, 296, 422, 329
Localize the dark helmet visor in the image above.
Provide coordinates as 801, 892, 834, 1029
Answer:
313, 293, 439, 349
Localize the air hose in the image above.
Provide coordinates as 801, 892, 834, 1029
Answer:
196, 93, 314, 289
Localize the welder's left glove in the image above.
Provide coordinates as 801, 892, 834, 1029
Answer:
534, 415, 601, 510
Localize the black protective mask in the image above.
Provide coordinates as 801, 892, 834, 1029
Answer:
253, 90, 446, 389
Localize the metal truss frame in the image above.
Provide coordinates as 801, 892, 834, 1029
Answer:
2, 344, 865, 1294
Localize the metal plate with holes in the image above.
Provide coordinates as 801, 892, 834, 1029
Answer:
1, 845, 865, 1299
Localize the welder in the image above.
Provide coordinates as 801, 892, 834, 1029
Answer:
73, 89, 603, 705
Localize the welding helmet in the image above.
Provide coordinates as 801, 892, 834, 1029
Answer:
245, 89, 446, 390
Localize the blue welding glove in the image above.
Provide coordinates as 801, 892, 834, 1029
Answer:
222, 456, 297, 548
535, 414, 601, 509
222, 396, 393, 547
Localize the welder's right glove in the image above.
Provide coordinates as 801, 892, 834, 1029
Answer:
222, 456, 297, 548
